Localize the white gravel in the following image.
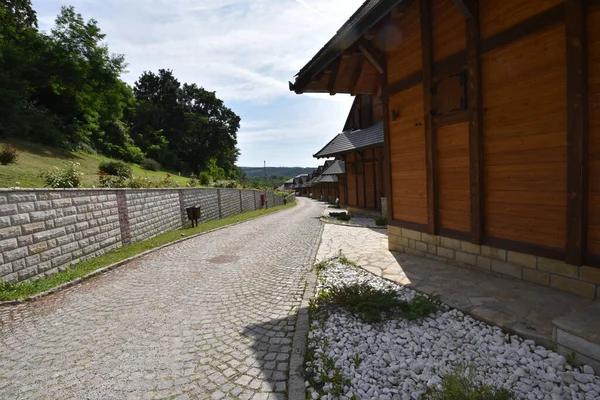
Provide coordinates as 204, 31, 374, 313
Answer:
306, 261, 600, 400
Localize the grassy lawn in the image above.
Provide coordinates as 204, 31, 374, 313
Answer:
0, 139, 190, 188
0, 201, 296, 301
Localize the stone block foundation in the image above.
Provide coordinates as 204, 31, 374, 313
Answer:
388, 226, 599, 299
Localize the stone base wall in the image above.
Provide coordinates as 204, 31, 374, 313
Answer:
388, 226, 600, 299
0, 188, 290, 283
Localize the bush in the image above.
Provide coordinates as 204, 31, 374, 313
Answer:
213, 179, 238, 188
140, 158, 161, 171
98, 160, 133, 178
197, 172, 211, 186
40, 162, 84, 188
375, 217, 388, 226
0, 145, 18, 165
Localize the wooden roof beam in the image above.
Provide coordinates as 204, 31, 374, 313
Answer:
451, 0, 473, 19
328, 58, 342, 95
350, 57, 365, 96
358, 41, 384, 74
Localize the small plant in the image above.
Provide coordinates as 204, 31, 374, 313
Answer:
329, 212, 351, 222
198, 172, 211, 186
566, 352, 577, 366
337, 251, 358, 267
187, 173, 198, 187
314, 259, 332, 273
0, 145, 18, 165
40, 162, 84, 188
424, 365, 516, 400
375, 217, 388, 226
353, 353, 361, 368
140, 158, 161, 171
313, 282, 439, 323
158, 173, 179, 188
98, 160, 133, 178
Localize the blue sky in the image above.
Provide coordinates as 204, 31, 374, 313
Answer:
32, 0, 364, 168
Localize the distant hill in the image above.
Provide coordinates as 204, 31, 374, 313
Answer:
240, 167, 316, 179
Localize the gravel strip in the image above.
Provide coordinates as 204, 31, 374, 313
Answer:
305, 260, 600, 400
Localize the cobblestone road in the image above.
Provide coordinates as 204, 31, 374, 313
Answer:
0, 198, 324, 400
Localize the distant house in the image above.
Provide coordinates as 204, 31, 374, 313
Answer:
290, 0, 600, 300
314, 94, 386, 214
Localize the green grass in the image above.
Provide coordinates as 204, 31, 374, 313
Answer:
0, 139, 190, 188
424, 366, 516, 400
0, 201, 296, 301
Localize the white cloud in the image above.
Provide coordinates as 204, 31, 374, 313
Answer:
33, 0, 364, 166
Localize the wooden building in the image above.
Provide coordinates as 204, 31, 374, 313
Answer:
314, 95, 387, 214
290, 0, 600, 299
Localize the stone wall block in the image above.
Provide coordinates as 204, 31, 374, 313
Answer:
8, 193, 36, 203
476, 256, 492, 271
440, 237, 461, 251
491, 260, 523, 279
17, 235, 32, 247
0, 226, 21, 240
416, 241, 428, 253
22, 222, 45, 235
33, 227, 66, 243
421, 233, 440, 245
0, 238, 18, 252
401, 229, 422, 241
550, 275, 596, 298
455, 251, 477, 266
40, 248, 61, 262
30, 210, 56, 223
0, 204, 18, 216
17, 202, 35, 213
460, 241, 481, 255
523, 269, 550, 287
580, 266, 600, 285
17, 266, 38, 281
437, 246, 455, 260
481, 246, 507, 261
538, 258, 578, 278
0, 216, 10, 228
4, 247, 27, 263
35, 200, 53, 211
10, 213, 30, 225
507, 251, 537, 269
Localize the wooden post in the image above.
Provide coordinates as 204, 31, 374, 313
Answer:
372, 149, 378, 209
361, 151, 367, 208
466, 0, 484, 244
382, 50, 394, 222
565, 0, 588, 266
217, 189, 223, 219
420, 0, 437, 235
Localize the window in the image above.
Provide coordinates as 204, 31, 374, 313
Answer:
431, 70, 467, 117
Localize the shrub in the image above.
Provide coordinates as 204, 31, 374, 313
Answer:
197, 172, 211, 186
158, 173, 179, 188
313, 282, 439, 323
187, 173, 198, 187
140, 158, 161, 171
375, 217, 388, 226
41, 162, 84, 188
213, 179, 238, 188
0, 145, 18, 165
98, 160, 133, 178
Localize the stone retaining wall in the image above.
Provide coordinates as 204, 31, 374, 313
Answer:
388, 226, 600, 299
0, 188, 291, 283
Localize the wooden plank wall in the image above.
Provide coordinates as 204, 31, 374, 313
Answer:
481, 23, 567, 249
346, 153, 357, 206
356, 151, 366, 207
479, 0, 564, 39
432, 0, 466, 62
588, 7, 600, 257
436, 122, 470, 232
389, 85, 428, 224
387, 1, 422, 83
339, 176, 347, 205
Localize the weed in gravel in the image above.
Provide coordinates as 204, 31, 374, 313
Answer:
313, 282, 439, 323
374, 217, 388, 226
424, 366, 516, 400
337, 250, 358, 267
314, 259, 333, 273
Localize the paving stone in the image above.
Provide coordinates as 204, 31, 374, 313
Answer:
0, 198, 323, 399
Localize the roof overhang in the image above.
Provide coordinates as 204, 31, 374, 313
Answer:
289, 0, 410, 95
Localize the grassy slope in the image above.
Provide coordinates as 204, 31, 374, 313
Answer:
0, 139, 190, 188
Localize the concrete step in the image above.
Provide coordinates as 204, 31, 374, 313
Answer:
553, 301, 600, 373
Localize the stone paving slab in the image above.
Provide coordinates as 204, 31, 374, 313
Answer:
0, 198, 324, 400
317, 223, 598, 349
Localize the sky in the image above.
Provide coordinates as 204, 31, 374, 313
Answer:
32, 0, 365, 168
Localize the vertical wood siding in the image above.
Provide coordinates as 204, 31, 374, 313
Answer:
386, 0, 422, 83
347, 153, 357, 206
588, 9, 600, 256
436, 122, 470, 232
482, 25, 567, 249
389, 84, 428, 223
432, 0, 466, 62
